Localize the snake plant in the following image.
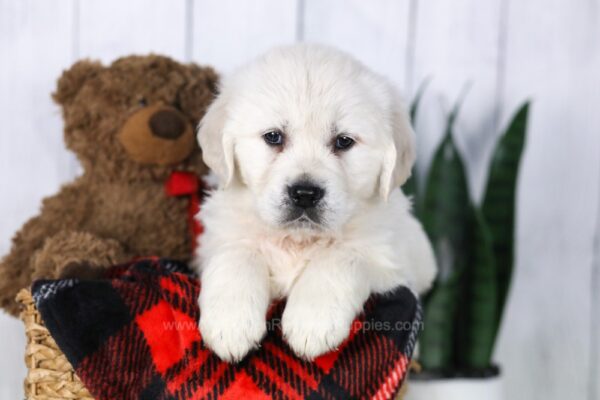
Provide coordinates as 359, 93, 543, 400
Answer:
406, 95, 529, 376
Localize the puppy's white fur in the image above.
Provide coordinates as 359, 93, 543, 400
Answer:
195, 44, 436, 362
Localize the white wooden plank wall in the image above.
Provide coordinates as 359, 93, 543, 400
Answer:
496, 2, 600, 399
192, 0, 298, 72
0, 1, 598, 399
78, 0, 188, 62
0, 1, 77, 398
411, 0, 505, 201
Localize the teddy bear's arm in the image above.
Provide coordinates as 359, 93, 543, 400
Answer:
31, 230, 128, 280
0, 182, 93, 315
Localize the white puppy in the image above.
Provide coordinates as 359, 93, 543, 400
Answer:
195, 44, 436, 362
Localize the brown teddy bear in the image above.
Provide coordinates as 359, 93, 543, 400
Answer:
0, 55, 218, 316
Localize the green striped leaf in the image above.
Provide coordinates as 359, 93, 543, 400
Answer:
481, 102, 529, 331
456, 208, 498, 369
419, 107, 472, 372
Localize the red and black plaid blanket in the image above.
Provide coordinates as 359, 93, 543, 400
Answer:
32, 258, 422, 400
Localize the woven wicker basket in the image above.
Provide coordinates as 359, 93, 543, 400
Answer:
17, 289, 93, 400
16, 288, 409, 399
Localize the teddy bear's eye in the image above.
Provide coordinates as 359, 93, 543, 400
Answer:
138, 98, 148, 107
172, 97, 183, 111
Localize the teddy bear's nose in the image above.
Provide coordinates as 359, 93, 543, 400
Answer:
149, 109, 186, 140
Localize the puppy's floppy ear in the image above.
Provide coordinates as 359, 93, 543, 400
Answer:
197, 92, 235, 188
379, 94, 416, 200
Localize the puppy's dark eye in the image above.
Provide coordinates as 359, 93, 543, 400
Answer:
263, 130, 284, 146
334, 135, 355, 151
138, 97, 148, 107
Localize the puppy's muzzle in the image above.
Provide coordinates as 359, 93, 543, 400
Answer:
287, 183, 325, 209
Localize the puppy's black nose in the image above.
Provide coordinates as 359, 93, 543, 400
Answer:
288, 184, 325, 209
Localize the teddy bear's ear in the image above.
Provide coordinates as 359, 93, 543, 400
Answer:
53, 60, 103, 106
178, 64, 220, 122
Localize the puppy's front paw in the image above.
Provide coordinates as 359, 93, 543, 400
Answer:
199, 300, 266, 362
282, 299, 354, 360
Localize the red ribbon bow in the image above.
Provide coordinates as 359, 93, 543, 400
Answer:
164, 171, 204, 251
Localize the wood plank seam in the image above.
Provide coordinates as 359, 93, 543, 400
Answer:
589, 158, 600, 400
295, 0, 305, 42
493, 0, 509, 134
405, 0, 418, 96
185, 0, 194, 61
